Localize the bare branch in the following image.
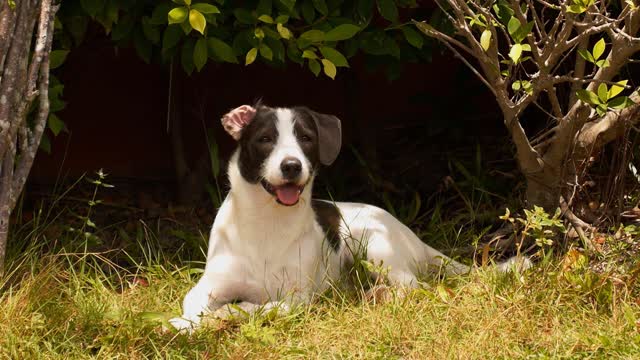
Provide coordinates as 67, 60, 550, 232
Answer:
415, 21, 498, 98
546, 86, 563, 119
568, 36, 589, 108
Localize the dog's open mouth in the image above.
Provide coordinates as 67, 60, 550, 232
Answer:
261, 180, 305, 206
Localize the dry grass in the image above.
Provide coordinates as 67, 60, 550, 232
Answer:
0, 243, 638, 359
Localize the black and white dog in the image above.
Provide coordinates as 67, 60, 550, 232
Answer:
170, 104, 528, 331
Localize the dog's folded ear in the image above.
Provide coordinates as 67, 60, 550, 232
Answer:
310, 110, 342, 166
221, 105, 257, 140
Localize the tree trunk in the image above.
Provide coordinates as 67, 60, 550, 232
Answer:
522, 94, 640, 214
0, 0, 57, 271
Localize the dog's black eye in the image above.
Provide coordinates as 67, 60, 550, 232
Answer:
300, 135, 312, 142
259, 136, 272, 143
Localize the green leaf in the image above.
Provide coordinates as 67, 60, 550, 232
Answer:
287, 41, 303, 64
507, 17, 520, 38
509, 43, 522, 63
319, 46, 348, 67
254, 28, 265, 39
189, 9, 206, 34
312, 0, 328, 15
301, 0, 315, 23
492, 2, 514, 26
402, 26, 423, 49
608, 80, 628, 98
48, 114, 65, 136
142, 18, 161, 44
567, 4, 586, 13
300, 29, 325, 42
321, 58, 336, 79
151, 4, 172, 24
595, 59, 610, 68
308, 59, 321, 76
191, 3, 220, 14
521, 43, 531, 52
257, 0, 272, 15
302, 49, 318, 59
357, 0, 375, 20
276, 15, 289, 24
515, 21, 533, 43
162, 25, 183, 50
168, 7, 188, 24
277, 23, 292, 39
596, 104, 607, 116
593, 38, 606, 61
260, 26, 277, 40
608, 96, 635, 110
258, 14, 274, 23
208, 37, 238, 63
578, 49, 595, 63
264, 37, 285, 62
49, 50, 70, 69
480, 29, 491, 51
576, 89, 601, 105
181, 39, 195, 75
377, 0, 398, 23
193, 37, 208, 71
133, 29, 152, 64
39, 133, 51, 154
234, 9, 255, 24
324, 24, 360, 41
245, 47, 258, 65
80, 0, 104, 18
597, 83, 609, 103
180, 20, 192, 35
279, 0, 296, 10
259, 43, 273, 60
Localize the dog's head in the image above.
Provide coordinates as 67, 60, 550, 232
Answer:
222, 103, 341, 206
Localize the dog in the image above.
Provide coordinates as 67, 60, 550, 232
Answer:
169, 103, 529, 332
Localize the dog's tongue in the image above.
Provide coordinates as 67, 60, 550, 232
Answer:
275, 184, 301, 205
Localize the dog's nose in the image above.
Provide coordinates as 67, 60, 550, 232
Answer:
280, 157, 302, 180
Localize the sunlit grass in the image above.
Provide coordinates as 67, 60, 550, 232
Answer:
1, 236, 638, 359
2, 169, 639, 358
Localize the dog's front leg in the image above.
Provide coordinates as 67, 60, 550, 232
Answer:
212, 292, 311, 320
169, 273, 227, 332
211, 300, 289, 320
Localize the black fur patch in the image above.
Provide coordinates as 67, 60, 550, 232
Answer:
291, 107, 320, 169
237, 106, 279, 183
311, 200, 342, 251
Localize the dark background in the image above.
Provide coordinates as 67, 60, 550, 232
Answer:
28, 30, 514, 210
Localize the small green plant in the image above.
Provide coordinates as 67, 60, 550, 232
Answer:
67, 169, 113, 249
500, 206, 566, 255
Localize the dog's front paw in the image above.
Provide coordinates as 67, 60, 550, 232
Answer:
213, 302, 255, 320
167, 317, 197, 334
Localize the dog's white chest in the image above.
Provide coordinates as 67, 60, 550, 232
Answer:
204, 196, 331, 302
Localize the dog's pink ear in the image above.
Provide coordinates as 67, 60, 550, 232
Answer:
221, 105, 257, 140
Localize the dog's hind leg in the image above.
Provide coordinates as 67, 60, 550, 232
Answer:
385, 268, 419, 287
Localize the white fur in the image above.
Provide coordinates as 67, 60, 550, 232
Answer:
170, 108, 530, 332
262, 109, 311, 186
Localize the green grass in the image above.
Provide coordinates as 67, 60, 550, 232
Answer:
3, 171, 639, 359
1, 235, 639, 359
